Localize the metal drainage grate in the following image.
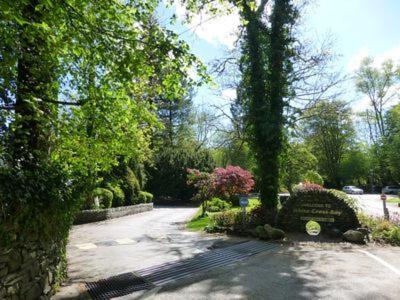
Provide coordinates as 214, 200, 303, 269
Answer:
85, 272, 153, 300
85, 241, 277, 299
137, 240, 277, 286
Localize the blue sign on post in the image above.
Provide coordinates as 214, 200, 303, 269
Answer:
239, 196, 248, 228
239, 197, 248, 207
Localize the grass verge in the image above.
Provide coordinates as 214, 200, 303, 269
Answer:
186, 198, 261, 231
386, 197, 400, 204
186, 207, 212, 231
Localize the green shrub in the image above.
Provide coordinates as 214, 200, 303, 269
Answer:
211, 211, 238, 228
328, 189, 360, 212
123, 167, 140, 204
206, 197, 231, 212
146, 146, 215, 204
211, 210, 247, 229
358, 213, 400, 246
248, 205, 267, 227
106, 183, 125, 207
93, 188, 113, 208
301, 170, 324, 185
228, 195, 240, 206
139, 191, 153, 203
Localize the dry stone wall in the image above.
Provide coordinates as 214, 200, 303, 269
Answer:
74, 203, 153, 224
0, 240, 65, 300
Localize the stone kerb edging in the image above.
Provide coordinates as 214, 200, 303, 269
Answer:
74, 203, 153, 224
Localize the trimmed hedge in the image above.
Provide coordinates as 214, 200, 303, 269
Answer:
277, 189, 360, 233
93, 188, 113, 208
139, 191, 153, 203
112, 185, 125, 207
122, 167, 141, 205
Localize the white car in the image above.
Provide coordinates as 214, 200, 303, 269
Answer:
382, 186, 400, 195
342, 186, 364, 195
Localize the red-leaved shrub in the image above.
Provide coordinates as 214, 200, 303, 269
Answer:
212, 165, 255, 199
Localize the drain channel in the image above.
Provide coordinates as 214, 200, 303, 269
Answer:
85, 272, 153, 300
85, 240, 277, 299
137, 240, 277, 286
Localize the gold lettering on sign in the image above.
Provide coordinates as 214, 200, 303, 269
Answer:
293, 208, 342, 216
300, 203, 332, 209
300, 216, 335, 222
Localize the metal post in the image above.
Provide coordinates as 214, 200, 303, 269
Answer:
242, 206, 246, 229
383, 200, 390, 220
381, 193, 390, 220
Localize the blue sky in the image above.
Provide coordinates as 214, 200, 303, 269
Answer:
158, 0, 400, 112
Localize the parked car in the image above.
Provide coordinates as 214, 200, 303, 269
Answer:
342, 186, 364, 195
382, 186, 400, 195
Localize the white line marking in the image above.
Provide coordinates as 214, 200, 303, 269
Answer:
358, 249, 400, 276
76, 243, 97, 250
115, 238, 135, 245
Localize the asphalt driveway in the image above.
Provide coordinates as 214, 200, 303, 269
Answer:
54, 206, 400, 300
352, 194, 400, 217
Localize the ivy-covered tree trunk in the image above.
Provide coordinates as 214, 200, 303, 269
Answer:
1, 2, 67, 299
242, 0, 295, 222
12, 0, 57, 168
263, 0, 294, 213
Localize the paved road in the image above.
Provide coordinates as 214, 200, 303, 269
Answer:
351, 194, 400, 217
54, 206, 400, 300
154, 243, 400, 300
54, 206, 242, 299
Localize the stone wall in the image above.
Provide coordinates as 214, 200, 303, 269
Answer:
74, 203, 153, 224
0, 240, 65, 300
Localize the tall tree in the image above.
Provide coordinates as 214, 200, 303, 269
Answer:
383, 104, 400, 184
302, 100, 355, 188
179, 0, 299, 220
240, 0, 297, 218
355, 57, 400, 185
280, 142, 318, 192
355, 57, 400, 139
0, 1, 204, 297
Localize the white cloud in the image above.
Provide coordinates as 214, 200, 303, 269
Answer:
221, 88, 237, 100
347, 45, 400, 71
174, 2, 241, 49
347, 48, 370, 72
351, 95, 371, 113
375, 46, 400, 66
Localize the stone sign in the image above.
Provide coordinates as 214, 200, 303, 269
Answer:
277, 189, 360, 233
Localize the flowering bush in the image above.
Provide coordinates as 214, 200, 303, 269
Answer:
212, 166, 255, 199
187, 169, 214, 201
187, 166, 254, 211
293, 182, 324, 193
187, 168, 214, 215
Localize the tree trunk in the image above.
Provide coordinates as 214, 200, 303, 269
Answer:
13, 0, 57, 168
242, 0, 293, 223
